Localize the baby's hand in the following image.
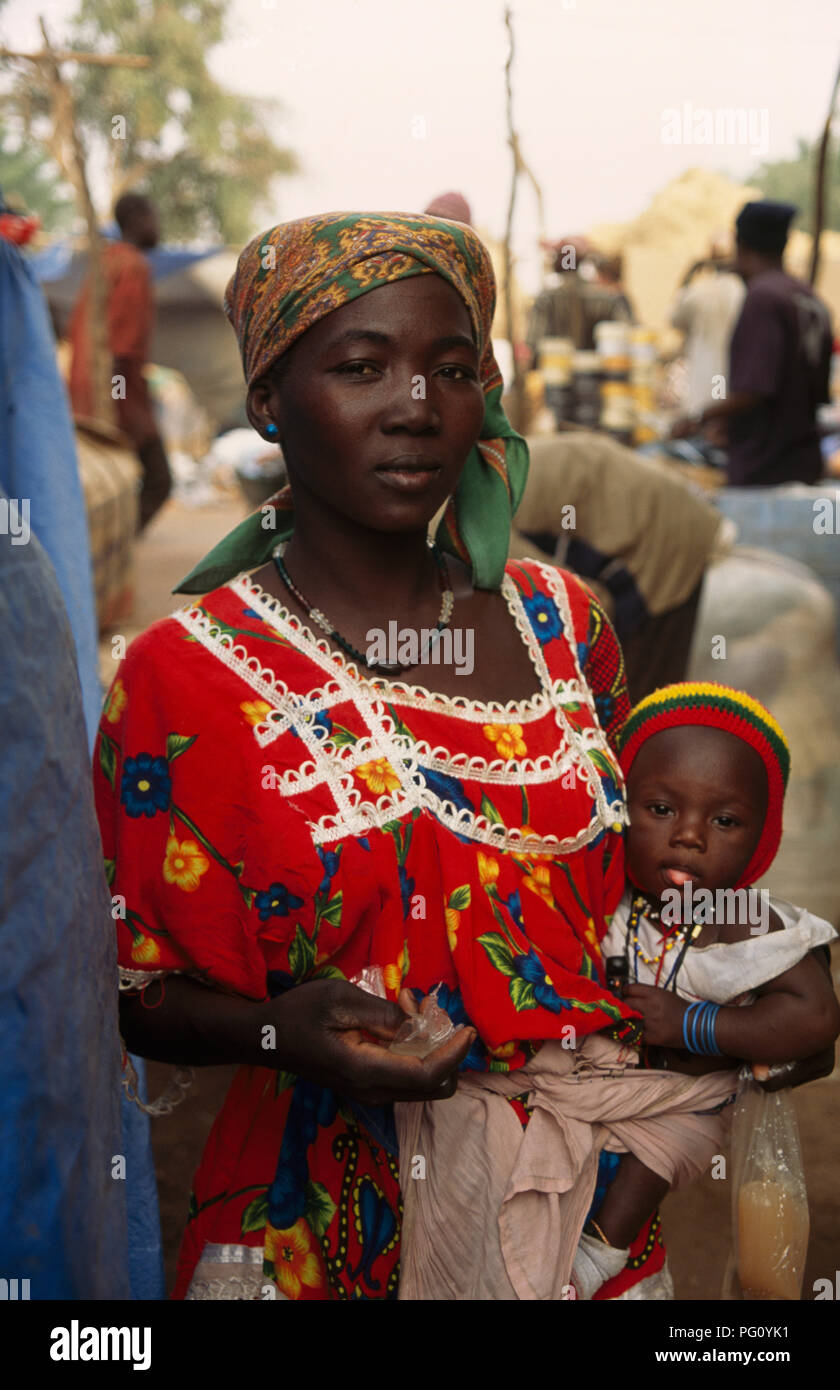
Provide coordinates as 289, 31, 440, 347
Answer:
623, 983, 688, 1048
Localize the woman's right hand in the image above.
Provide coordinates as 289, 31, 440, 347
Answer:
271, 980, 475, 1104
120, 974, 474, 1103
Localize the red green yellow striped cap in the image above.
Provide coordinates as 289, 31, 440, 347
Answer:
618, 682, 790, 889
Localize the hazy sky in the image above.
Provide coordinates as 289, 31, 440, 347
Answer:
3, 0, 839, 285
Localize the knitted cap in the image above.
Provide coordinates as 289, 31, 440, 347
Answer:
617, 682, 790, 889
735, 199, 797, 255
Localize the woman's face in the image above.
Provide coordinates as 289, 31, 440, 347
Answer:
249, 274, 486, 533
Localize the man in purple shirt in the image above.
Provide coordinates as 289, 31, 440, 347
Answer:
673, 200, 833, 486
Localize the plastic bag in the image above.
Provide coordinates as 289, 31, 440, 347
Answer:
726, 1069, 810, 1301
349, 970, 457, 1058
351, 965, 387, 999
388, 986, 457, 1058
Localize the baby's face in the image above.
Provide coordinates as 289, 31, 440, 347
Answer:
625, 725, 768, 902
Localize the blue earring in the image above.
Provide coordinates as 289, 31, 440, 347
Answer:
265, 422, 279, 438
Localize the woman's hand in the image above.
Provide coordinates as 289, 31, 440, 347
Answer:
120, 975, 474, 1104
752, 1046, 836, 1092
271, 980, 475, 1104
668, 414, 701, 441
623, 983, 688, 1049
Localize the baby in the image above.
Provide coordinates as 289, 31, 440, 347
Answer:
396, 681, 840, 1301
574, 681, 840, 1297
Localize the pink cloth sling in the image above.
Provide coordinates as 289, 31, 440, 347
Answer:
395, 1034, 737, 1300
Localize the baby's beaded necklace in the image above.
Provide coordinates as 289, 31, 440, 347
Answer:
624, 893, 705, 989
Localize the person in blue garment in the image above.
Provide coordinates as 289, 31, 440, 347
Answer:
0, 224, 162, 1298
0, 506, 129, 1298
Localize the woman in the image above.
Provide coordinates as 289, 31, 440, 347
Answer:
97, 212, 790, 1302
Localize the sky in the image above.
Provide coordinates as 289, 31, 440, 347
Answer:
2, 0, 839, 288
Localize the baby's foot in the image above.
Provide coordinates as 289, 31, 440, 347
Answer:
571, 1228, 629, 1300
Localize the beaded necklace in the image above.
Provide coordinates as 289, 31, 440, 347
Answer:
272, 539, 455, 674
624, 894, 704, 990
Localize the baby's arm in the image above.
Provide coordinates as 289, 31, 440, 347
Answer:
714, 952, 840, 1062
625, 952, 840, 1063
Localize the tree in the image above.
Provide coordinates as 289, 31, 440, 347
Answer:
0, 127, 75, 227
748, 137, 840, 235
2, 0, 297, 243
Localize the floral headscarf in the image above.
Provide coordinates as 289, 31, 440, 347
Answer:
175, 212, 528, 594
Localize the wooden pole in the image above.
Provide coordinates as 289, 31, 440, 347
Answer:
502, 7, 526, 430
809, 56, 840, 287
0, 47, 150, 67
36, 19, 112, 422
500, 7, 548, 429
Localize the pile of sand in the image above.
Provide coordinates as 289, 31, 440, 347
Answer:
587, 168, 840, 338
589, 168, 758, 257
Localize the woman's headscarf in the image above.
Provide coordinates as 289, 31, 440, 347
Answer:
175, 212, 528, 594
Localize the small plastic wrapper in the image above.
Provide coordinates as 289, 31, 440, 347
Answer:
350, 965, 387, 999
389, 988, 457, 1058
726, 1069, 810, 1300
349, 972, 458, 1058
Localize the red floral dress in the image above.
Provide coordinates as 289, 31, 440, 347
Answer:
95, 557, 665, 1300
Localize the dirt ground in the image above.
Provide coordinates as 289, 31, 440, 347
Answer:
117, 497, 840, 1300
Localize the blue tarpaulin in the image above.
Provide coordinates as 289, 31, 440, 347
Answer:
0, 238, 103, 746
0, 237, 164, 1299
0, 517, 131, 1298
29, 231, 222, 288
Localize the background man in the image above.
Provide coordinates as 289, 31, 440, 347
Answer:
669, 238, 745, 418
526, 236, 634, 357
69, 192, 172, 528
672, 200, 833, 486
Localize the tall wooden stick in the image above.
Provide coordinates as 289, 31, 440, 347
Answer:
501, 7, 547, 429
809, 56, 840, 287
503, 7, 525, 428
0, 47, 150, 67
37, 19, 112, 421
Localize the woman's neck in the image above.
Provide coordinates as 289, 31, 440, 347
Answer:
283, 510, 443, 614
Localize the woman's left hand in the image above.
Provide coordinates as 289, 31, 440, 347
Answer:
623, 983, 688, 1048
668, 414, 700, 440
752, 1046, 836, 1092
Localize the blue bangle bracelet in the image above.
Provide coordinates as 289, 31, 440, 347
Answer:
682, 1002, 699, 1052
705, 1003, 722, 1056
699, 1002, 713, 1055
682, 1000, 722, 1056
698, 1002, 709, 1054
